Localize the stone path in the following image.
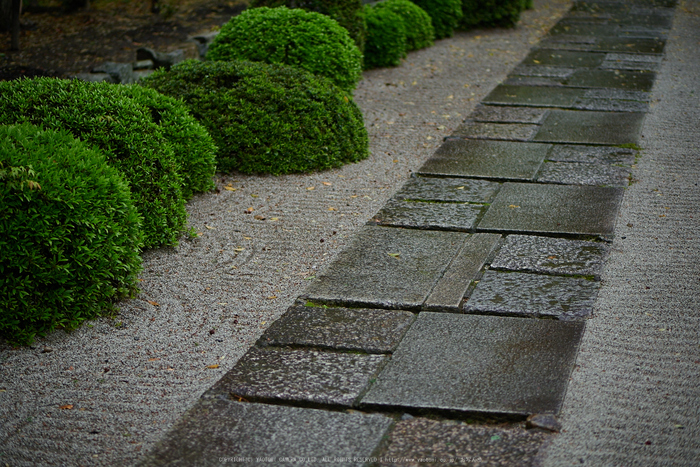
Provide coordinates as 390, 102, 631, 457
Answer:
141, 1, 682, 465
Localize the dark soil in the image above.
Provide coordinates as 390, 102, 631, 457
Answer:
0, 0, 247, 81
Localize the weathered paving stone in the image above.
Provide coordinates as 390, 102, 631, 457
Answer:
484, 85, 585, 107
504, 76, 565, 87
522, 49, 606, 68
549, 22, 623, 37
304, 226, 468, 310
453, 122, 540, 141
490, 234, 608, 278
464, 270, 600, 320
257, 306, 415, 353
361, 313, 585, 415
601, 52, 662, 71
583, 88, 651, 101
372, 198, 484, 231
419, 140, 549, 181
537, 161, 631, 186
393, 176, 500, 203
471, 105, 550, 124
378, 418, 551, 467
565, 69, 656, 91
141, 398, 393, 466
534, 110, 646, 145
477, 182, 624, 238
540, 36, 666, 54
547, 144, 636, 165
573, 98, 649, 112
424, 233, 502, 312
206, 347, 386, 407
512, 65, 576, 78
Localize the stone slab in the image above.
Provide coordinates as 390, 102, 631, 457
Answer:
484, 85, 585, 107
471, 105, 550, 124
601, 52, 662, 71
522, 49, 606, 68
206, 347, 386, 407
360, 313, 585, 415
379, 418, 550, 466
537, 161, 631, 186
453, 122, 540, 141
419, 140, 549, 181
304, 226, 468, 310
490, 234, 608, 278
141, 398, 393, 466
512, 65, 576, 78
547, 144, 636, 165
540, 37, 666, 54
393, 176, 499, 203
464, 270, 600, 320
424, 233, 502, 312
477, 182, 624, 238
573, 98, 649, 112
372, 198, 484, 231
565, 69, 656, 91
257, 306, 415, 353
505, 76, 565, 87
534, 110, 645, 145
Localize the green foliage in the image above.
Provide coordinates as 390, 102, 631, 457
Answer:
116, 85, 217, 200
374, 0, 434, 51
0, 77, 187, 249
141, 60, 369, 175
248, 0, 367, 52
522, 0, 534, 10
0, 124, 143, 346
459, 0, 523, 29
409, 0, 462, 39
206, 6, 363, 93
363, 5, 407, 69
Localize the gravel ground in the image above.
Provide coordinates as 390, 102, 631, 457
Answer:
0, 2, 571, 465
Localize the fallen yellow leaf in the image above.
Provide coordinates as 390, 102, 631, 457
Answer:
270, 217, 279, 221
254, 215, 266, 220
322, 182, 332, 186
508, 205, 521, 208
148, 358, 160, 362
456, 186, 465, 190
205, 225, 215, 230
147, 300, 159, 307
234, 248, 245, 252
206, 364, 220, 369
243, 236, 252, 240
224, 186, 236, 191
307, 186, 315, 190
388, 253, 400, 258
59, 405, 73, 410
328, 207, 337, 211
267, 296, 277, 299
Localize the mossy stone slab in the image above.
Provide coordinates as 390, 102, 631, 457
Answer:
393, 176, 500, 203
512, 65, 576, 78
141, 398, 393, 466
540, 37, 666, 54
360, 313, 585, 416
372, 198, 484, 231
453, 122, 540, 141
206, 347, 387, 407
537, 161, 631, 186
522, 49, 606, 68
464, 270, 600, 320
534, 110, 645, 145
257, 306, 415, 353
547, 144, 636, 165
484, 85, 585, 107
565, 69, 656, 91
601, 53, 662, 71
471, 105, 550, 124
477, 182, 624, 238
418, 140, 550, 181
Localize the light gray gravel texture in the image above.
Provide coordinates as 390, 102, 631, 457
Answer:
0, 1, 572, 465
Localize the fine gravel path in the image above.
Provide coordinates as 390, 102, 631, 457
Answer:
541, 0, 700, 465
0, 1, 572, 465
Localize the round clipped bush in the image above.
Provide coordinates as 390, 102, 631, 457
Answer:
410, 0, 463, 39
0, 124, 143, 346
206, 7, 363, 93
0, 77, 186, 249
141, 60, 369, 175
363, 5, 407, 69
249, 0, 367, 53
374, 0, 434, 51
459, 0, 523, 29
116, 85, 217, 200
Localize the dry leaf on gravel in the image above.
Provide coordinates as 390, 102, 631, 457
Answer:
147, 300, 159, 307
59, 405, 74, 410
206, 365, 220, 369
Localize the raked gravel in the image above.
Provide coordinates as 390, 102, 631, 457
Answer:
0, 1, 571, 464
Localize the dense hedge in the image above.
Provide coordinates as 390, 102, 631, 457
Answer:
410, 0, 462, 39
363, 5, 407, 69
248, 0, 367, 52
373, 0, 434, 51
142, 60, 369, 175
0, 124, 143, 346
206, 7, 363, 93
459, 0, 523, 29
0, 78, 187, 248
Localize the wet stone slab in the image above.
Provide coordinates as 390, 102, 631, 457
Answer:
453, 122, 540, 141
206, 347, 387, 407
304, 226, 468, 310
378, 418, 551, 467
573, 98, 649, 112
464, 270, 600, 320
360, 313, 585, 415
540, 36, 666, 54
547, 144, 636, 165
477, 182, 624, 238
470, 105, 550, 124
419, 140, 549, 181
504, 76, 565, 87
490, 234, 608, 278
141, 398, 393, 466
257, 306, 415, 353
484, 85, 585, 107
534, 110, 645, 145
602, 52, 662, 71
393, 176, 499, 203
511, 65, 576, 78
537, 161, 631, 186
522, 49, 606, 68
372, 198, 484, 231
565, 69, 656, 91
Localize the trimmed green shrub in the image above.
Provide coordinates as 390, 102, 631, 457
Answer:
0, 77, 186, 248
459, 0, 523, 29
249, 0, 367, 53
374, 0, 434, 51
410, 0, 462, 39
0, 124, 143, 346
363, 5, 407, 69
116, 85, 217, 200
206, 7, 363, 93
141, 60, 369, 175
